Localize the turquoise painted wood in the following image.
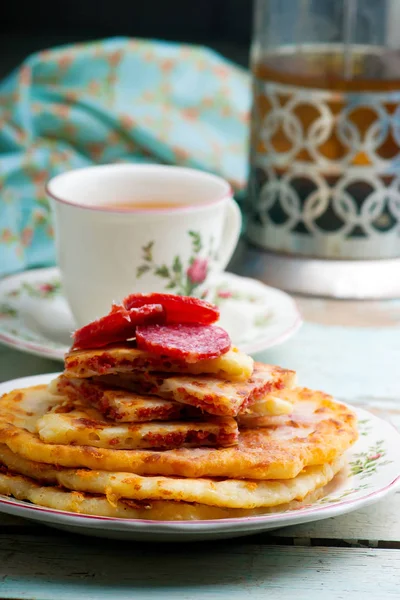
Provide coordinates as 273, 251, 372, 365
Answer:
0, 537, 400, 600
276, 490, 400, 543
258, 322, 400, 402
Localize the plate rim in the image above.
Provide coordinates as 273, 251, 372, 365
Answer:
0, 267, 303, 359
0, 372, 398, 534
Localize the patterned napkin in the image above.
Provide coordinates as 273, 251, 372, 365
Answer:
0, 37, 250, 277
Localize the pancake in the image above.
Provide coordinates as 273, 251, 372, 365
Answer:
51, 375, 293, 421
240, 393, 294, 417
0, 466, 337, 520
0, 444, 345, 508
0, 444, 344, 509
237, 387, 336, 427
49, 375, 198, 422
37, 411, 238, 449
95, 363, 297, 417
64, 345, 254, 381
0, 385, 357, 479
238, 413, 290, 428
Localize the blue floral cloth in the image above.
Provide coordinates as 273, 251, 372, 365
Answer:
0, 37, 249, 277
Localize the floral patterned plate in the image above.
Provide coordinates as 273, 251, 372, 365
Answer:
0, 267, 302, 360
0, 373, 398, 541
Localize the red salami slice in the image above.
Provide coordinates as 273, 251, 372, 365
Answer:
72, 304, 165, 350
123, 293, 219, 325
135, 324, 231, 363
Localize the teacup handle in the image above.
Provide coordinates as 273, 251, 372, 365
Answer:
216, 198, 242, 271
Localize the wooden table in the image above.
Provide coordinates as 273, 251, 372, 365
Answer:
0, 297, 399, 599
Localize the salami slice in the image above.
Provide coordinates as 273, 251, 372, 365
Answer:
135, 324, 231, 363
123, 293, 219, 325
72, 304, 165, 350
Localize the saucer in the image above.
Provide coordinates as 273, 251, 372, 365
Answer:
0, 267, 302, 360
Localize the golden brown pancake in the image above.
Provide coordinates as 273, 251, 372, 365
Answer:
0, 385, 357, 479
95, 363, 296, 417
237, 387, 341, 427
64, 345, 254, 381
0, 444, 344, 509
0, 465, 339, 520
239, 393, 294, 417
50, 375, 198, 422
37, 410, 238, 449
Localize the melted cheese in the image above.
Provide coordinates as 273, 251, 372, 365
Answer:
98, 363, 296, 417
36, 411, 238, 449
64, 345, 254, 381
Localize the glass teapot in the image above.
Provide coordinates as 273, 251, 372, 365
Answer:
247, 0, 400, 260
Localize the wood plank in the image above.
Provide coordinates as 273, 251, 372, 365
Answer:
258, 321, 400, 402
0, 536, 399, 599
0, 513, 35, 528
273, 491, 400, 545
295, 297, 400, 328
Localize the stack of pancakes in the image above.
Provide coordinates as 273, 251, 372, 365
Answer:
0, 344, 358, 519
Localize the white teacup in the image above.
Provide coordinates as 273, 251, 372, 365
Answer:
47, 164, 242, 326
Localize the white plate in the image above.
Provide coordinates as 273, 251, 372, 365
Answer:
0, 373, 398, 542
0, 267, 302, 360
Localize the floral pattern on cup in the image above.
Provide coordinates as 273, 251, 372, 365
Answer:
187, 258, 208, 287
136, 231, 217, 296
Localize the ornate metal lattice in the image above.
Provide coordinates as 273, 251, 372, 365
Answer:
248, 77, 400, 259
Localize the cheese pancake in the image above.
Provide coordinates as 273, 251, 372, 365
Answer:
95, 363, 296, 417
0, 466, 339, 520
240, 393, 294, 417
50, 375, 196, 422
64, 345, 254, 381
0, 385, 357, 479
237, 387, 329, 427
37, 411, 238, 449
0, 444, 344, 509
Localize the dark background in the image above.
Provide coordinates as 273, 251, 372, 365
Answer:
0, 0, 253, 79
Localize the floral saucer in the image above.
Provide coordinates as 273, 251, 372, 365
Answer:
0, 267, 302, 361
